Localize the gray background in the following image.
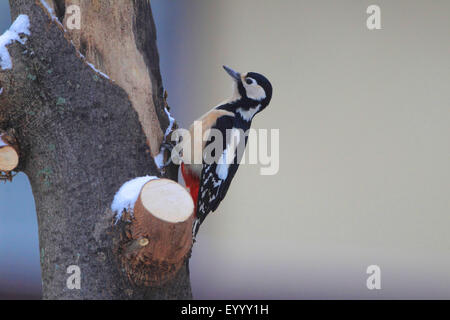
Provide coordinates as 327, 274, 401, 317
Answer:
0, 0, 449, 299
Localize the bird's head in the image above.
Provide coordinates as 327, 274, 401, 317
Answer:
223, 65, 272, 121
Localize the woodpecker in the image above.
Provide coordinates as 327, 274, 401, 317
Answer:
180, 66, 273, 237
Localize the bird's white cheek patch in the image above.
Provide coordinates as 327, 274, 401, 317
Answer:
216, 129, 241, 180
244, 84, 266, 101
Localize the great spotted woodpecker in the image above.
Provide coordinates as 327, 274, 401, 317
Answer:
180, 66, 273, 237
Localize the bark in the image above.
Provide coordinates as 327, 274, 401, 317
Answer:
1, 0, 191, 299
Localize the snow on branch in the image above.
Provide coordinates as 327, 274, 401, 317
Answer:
154, 107, 175, 169
38, 0, 64, 28
0, 15, 30, 70
112, 176, 158, 222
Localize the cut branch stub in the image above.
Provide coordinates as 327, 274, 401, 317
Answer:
119, 178, 194, 287
0, 132, 19, 172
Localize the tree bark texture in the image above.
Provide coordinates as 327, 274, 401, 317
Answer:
1, 0, 191, 299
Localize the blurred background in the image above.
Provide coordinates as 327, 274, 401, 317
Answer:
1, 0, 449, 299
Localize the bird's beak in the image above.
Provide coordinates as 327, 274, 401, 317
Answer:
223, 65, 241, 81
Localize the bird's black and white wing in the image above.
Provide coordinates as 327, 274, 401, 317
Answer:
194, 115, 245, 235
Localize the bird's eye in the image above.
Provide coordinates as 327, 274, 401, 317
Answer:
245, 78, 254, 85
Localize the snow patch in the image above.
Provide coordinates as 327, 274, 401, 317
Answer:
0, 15, 31, 70
111, 176, 158, 222
163, 107, 175, 138
0, 136, 7, 148
154, 107, 176, 169
86, 62, 110, 80
39, 0, 64, 28
154, 152, 165, 170
39, 0, 55, 16
8, 15, 30, 40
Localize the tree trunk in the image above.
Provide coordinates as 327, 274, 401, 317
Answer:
0, 0, 191, 299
